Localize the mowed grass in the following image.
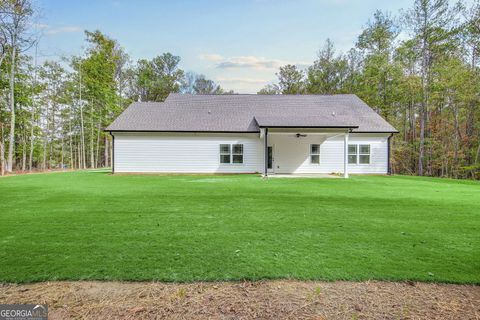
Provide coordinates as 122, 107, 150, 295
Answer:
0, 170, 479, 284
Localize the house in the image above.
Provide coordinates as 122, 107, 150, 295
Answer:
105, 93, 397, 177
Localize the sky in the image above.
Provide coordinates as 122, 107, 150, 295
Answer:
34, 0, 418, 93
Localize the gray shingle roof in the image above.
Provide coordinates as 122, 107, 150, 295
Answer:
106, 93, 398, 133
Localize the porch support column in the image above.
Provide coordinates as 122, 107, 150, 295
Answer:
264, 128, 268, 177
110, 132, 115, 174
344, 131, 349, 178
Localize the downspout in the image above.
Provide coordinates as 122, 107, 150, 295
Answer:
264, 128, 268, 177
387, 134, 393, 175
344, 130, 349, 178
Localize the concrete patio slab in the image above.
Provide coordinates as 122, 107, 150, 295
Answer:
265, 173, 341, 178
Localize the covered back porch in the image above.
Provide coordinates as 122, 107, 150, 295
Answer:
261, 127, 354, 178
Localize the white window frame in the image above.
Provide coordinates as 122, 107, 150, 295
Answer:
220, 144, 231, 164
219, 143, 244, 165
348, 144, 357, 164
310, 144, 320, 164
232, 144, 244, 164
358, 144, 371, 165
348, 144, 371, 165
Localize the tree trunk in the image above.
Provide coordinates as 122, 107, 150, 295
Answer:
0, 125, 5, 176
69, 112, 73, 170
418, 17, 430, 177
7, 44, 17, 172
453, 102, 459, 177
90, 102, 95, 168
77, 141, 83, 169
475, 143, 480, 165
104, 136, 109, 168
0, 141, 4, 176
29, 44, 38, 172
418, 104, 425, 176
80, 106, 86, 169
28, 114, 35, 171
61, 136, 64, 169
79, 69, 86, 169
21, 134, 26, 171
42, 103, 49, 170
95, 122, 101, 168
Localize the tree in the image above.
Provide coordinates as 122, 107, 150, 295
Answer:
1, 0, 33, 172
256, 64, 305, 95
38, 61, 65, 169
181, 72, 226, 94
134, 53, 184, 102
79, 30, 120, 168
355, 10, 401, 120
113, 41, 132, 107
0, 0, 9, 71
306, 39, 349, 94
192, 75, 224, 94
403, 0, 461, 175
276, 64, 305, 94
462, 1, 480, 170
257, 83, 279, 94
357, 10, 399, 54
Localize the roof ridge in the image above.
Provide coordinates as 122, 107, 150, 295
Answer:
168, 93, 358, 97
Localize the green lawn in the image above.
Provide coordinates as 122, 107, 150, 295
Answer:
0, 171, 479, 284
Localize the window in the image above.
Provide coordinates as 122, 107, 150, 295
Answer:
220, 144, 231, 164
348, 144, 357, 164
220, 144, 243, 164
359, 144, 370, 164
310, 144, 320, 164
232, 144, 243, 164
348, 144, 371, 164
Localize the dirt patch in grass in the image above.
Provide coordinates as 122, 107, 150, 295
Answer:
1, 280, 479, 319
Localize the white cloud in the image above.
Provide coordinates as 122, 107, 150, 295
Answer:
45, 26, 82, 35
32, 23, 82, 35
213, 76, 272, 93
32, 23, 50, 30
199, 53, 223, 62
200, 53, 308, 70
198, 53, 310, 93
215, 77, 269, 84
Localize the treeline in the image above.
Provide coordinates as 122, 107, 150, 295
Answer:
0, 0, 231, 175
258, 1, 480, 179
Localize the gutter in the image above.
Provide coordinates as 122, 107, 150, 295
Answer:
257, 125, 359, 129
104, 130, 261, 133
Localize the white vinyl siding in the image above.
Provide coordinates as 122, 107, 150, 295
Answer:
114, 132, 263, 173
113, 132, 389, 174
